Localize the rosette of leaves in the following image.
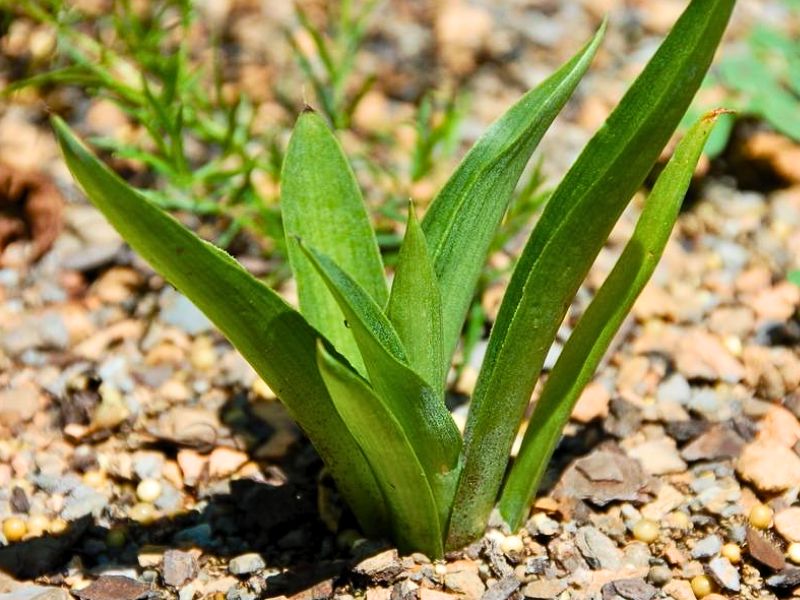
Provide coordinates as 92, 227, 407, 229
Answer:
53, 0, 735, 557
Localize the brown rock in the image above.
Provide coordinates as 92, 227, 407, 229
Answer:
208, 447, 248, 479
675, 330, 744, 383
572, 382, 611, 423
680, 425, 745, 462
774, 507, 800, 543
177, 449, 208, 487
737, 440, 800, 492
353, 549, 402, 583
0, 384, 40, 428
558, 448, 649, 506
662, 579, 694, 600
756, 405, 800, 447
746, 527, 786, 571
73, 576, 150, 600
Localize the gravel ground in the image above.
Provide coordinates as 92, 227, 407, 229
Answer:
1, 1, 800, 599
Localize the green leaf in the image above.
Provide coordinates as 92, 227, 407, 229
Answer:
298, 242, 462, 524
499, 110, 726, 529
421, 23, 605, 362
387, 203, 445, 392
52, 116, 389, 536
316, 344, 443, 557
789, 270, 800, 287
448, 0, 735, 549
281, 110, 388, 374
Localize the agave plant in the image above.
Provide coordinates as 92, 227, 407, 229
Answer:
53, 0, 735, 557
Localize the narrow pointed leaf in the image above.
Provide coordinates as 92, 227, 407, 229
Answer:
317, 344, 443, 557
499, 111, 726, 529
299, 242, 462, 521
449, 0, 735, 549
387, 203, 445, 393
282, 110, 388, 374
52, 117, 389, 535
422, 24, 605, 362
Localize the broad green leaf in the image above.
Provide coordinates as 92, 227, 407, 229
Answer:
52, 116, 389, 536
281, 110, 388, 374
299, 242, 461, 522
387, 203, 445, 393
499, 111, 725, 529
316, 344, 443, 557
421, 23, 605, 362
448, 0, 735, 549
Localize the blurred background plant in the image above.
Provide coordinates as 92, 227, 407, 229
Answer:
686, 0, 800, 158
1, 0, 552, 370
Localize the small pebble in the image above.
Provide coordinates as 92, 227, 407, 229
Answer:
648, 564, 672, 586
49, 518, 68, 534
82, 470, 107, 488
26, 514, 51, 537
749, 503, 773, 529
129, 502, 157, 523
691, 575, 714, 598
2, 517, 27, 542
633, 519, 660, 543
229, 552, 266, 575
136, 478, 162, 502
721, 543, 741, 564
500, 534, 524, 554
788, 542, 800, 564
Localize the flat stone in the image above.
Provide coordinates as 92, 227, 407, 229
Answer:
228, 553, 265, 576
162, 550, 197, 588
444, 563, 485, 598
681, 425, 745, 462
602, 578, 657, 600
353, 549, 402, 583
576, 526, 623, 570
627, 438, 686, 476
72, 576, 149, 600
558, 449, 648, 506
737, 440, 800, 492
775, 507, 800, 543
522, 578, 567, 599
746, 527, 786, 571
691, 534, 722, 559
159, 289, 212, 335
766, 568, 800, 589
707, 556, 740, 592
480, 575, 519, 600
657, 374, 692, 405
61, 484, 107, 520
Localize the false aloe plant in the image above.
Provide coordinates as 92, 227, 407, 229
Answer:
53, 0, 735, 558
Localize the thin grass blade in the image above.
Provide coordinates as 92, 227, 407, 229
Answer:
499, 110, 726, 529
52, 116, 389, 535
448, 0, 735, 549
299, 242, 461, 523
421, 24, 605, 362
387, 203, 445, 393
281, 110, 388, 374
317, 344, 443, 557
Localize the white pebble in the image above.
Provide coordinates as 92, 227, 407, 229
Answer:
136, 478, 162, 503
500, 534, 524, 554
